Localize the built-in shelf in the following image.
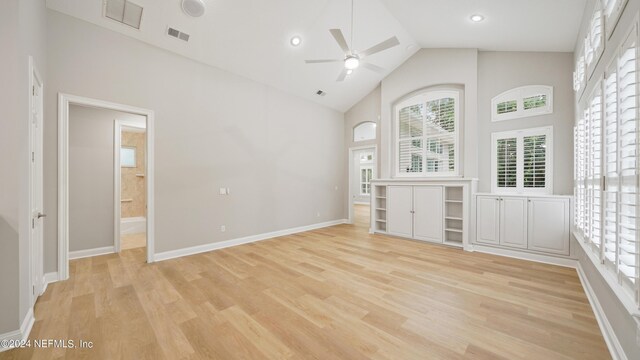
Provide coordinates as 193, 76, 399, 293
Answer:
376, 196, 386, 199
136, 174, 145, 177
444, 186, 464, 244
372, 185, 388, 233
445, 200, 463, 203
121, 198, 133, 202
376, 207, 385, 211
445, 216, 463, 221
376, 219, 387, 223
445, 228, 463, 233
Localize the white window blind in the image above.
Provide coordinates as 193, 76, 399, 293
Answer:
574, 22, 640, 307
491, 126, 553, 194
395, 89, 461, 177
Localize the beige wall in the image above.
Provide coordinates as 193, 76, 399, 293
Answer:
572, 0, 640, 358
44, 10, 345, 269
121, 130, 146, 218
477, 51, 575, 195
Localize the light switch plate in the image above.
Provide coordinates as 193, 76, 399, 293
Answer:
220, 225, 226, 232
219, 188, 226, 195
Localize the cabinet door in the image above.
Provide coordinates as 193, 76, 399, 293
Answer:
476, 196, 500, 245
527, 198, 570, 255
413, 186, 443, 243
500, 197, 528, 249
387, 186, 413, 238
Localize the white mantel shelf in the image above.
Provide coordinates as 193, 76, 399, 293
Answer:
371, 178, 478, 183
475, 192, 573, 199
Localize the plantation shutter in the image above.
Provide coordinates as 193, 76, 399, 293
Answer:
604, 65, 619, 266
496, 138, 517, 189
398, 104, 424, 174
616, 28, 639, 288
523, 135, 547, 188
588, 85, 604, 250
587, 4, 604, 76
576, 113, 588, 235
424, 97, 456, 173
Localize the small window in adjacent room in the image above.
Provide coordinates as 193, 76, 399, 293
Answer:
491, 85, 553, 122
360, 166, 372, 195
120, 146, 137, 168
353, 122, 376, 142
491, 126, 553, 194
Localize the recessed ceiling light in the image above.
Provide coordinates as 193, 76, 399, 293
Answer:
290, 36, 302, 46
470, 14, 484, 22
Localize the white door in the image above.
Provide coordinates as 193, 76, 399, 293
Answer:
476, 196, 500, 245
500, 197, 528, 249
413, 186, 443, 243
527, 198, 570, 255
29, 59, 44, 302
387, 186, 413, 238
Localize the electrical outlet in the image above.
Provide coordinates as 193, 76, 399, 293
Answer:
219, 188, 226, 195
220, 225, 226, 232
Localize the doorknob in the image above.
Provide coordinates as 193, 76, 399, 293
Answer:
37, 213, 46, 219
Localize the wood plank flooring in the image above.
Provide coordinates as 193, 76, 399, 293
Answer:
1, 205, 610, 359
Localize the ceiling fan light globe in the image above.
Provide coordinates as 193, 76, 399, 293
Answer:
345, 57, 360, 70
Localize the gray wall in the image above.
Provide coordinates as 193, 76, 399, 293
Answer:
44, 10, 345, 270
0, 0, 47, 334
68, 106, 146, 252
380, 49, 479, 179
572, 0, 640, 358
477, 51, 575, 195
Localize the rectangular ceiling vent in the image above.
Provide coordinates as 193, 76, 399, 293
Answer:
167, 27, 190, 42
316, 90, 326, 96
105, 0, 143, 29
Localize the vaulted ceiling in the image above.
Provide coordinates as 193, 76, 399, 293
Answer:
46, 0, 587, 112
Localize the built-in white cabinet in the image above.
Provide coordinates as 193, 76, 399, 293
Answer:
475, 194, 570, 256
387, 186, 443, 243
371, 179, 478, 249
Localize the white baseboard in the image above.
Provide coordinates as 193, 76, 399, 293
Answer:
69, 246, 115, 260
576, 263, 628, 360
353, 201, 369, 205
0, 308, 34, 352
469, 244, 578, 268
155, 219, 348, 262
41, 272, 59, 295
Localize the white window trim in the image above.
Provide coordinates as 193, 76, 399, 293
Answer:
491, 126, 553, 195
394, 89, 462, 178
491, 85, 554, 122
603, 0, 629, 39
353, 121, 377, 142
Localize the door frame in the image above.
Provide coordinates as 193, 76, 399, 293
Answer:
28, 56, 44, 302
348, 145, 377, 225
58, 93, 155, 281
114, 121, 147, 253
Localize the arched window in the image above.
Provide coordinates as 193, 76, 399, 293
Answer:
394, 88, 462, 177
353, 122, 376, 142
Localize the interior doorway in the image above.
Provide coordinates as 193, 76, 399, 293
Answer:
348, 145, 377, 229
58, 94, 155, 281
115, 120, 147, 252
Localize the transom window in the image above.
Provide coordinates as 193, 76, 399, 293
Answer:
491, 85, 553, 122
491, 126, 553, 194
395, 89, 461, 177
353, 122, 376, 142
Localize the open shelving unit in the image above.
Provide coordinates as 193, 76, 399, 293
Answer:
373, 185, 387, 233
444, 186, 464, 247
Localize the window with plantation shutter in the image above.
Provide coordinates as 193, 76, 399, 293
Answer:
491, 126, 553, 194
586, 3, 604, 77
395, 89, 461, 177
491, 85, 553, 122
603, 0, 629, 39
573, 21, 640, 309
574, 47, 587, 96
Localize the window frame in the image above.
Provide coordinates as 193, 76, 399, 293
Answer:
393, 88, 462, 178
491, 126, 554, 195
353, 121, 377, 142
491, 85, 554, 122
359, 165, 373, 196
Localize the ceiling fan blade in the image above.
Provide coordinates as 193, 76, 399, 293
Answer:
305, 59, 342, 64
329, 29, 351, 54
359, 36, 400, 58
336, 68, 348, 82
362, 62, 385, 73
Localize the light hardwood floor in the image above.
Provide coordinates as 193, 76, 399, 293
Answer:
2, 204, 609, 359
121, 232, 146, 250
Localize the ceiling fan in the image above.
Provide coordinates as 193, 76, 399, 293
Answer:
305, 0, 400, 82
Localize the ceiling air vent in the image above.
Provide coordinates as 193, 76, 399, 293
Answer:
105, 0, 143, 29
167, 27, 190, 42
316, 90, 326, 97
